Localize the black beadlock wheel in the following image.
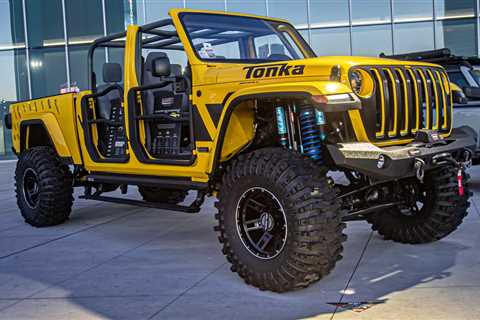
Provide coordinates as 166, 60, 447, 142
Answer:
236, 187, 288, 260
138, 186, 188, 204
367, 165, 471, 244
214, 148, 346, 292
15, 147, 74, 227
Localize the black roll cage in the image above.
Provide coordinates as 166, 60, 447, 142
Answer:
87, 13, 317, 90
87, 18, 185, 91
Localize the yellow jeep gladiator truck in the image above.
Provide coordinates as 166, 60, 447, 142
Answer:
4, 9, 476, 292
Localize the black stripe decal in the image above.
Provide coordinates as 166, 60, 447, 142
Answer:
192, 105, 212, 141
206, 104, 224, 128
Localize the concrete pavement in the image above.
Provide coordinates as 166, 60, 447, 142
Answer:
0, 160, 479, 320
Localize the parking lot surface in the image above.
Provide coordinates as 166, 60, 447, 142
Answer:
0, 160, 479, 320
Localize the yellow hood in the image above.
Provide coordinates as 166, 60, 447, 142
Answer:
197, 56, 441, 86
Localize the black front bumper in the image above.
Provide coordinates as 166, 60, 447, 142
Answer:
328, 127, 477, 179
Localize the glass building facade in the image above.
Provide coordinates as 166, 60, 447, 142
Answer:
0, 0, 479, 158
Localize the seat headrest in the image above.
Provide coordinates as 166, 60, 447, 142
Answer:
145, 52, 171, 77
103, 62, 122, 83
145, 52, 166, 70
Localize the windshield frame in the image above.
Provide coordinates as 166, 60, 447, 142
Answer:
178, 12, 316, 64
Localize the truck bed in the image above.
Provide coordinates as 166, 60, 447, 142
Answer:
10, 93, 83, 163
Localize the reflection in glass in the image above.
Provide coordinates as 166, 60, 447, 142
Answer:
30, 47, 67, 98
0, 0, 25, 50
394, 22, 435, 54
309, 0, 349, 27
435, 19, 477, 56
0, 120, 4, 155
393, 0, 433, 22
69, 45, 106, 91
108, 48, 125, 68
310, 27, 350, 56
227, 0, 266, 15
106, 0, 128, 34
0, 104, 6, 159
0, 50, 28, 102
105, 0, 139, 27
352, 25, 392, 56
0, 102, 13, 158
186, 0, 225, 11
0, 103, 6, 155
268, 0, 308, 27
135, 1, 146, 25
144, 0, 184, 23
124, 0, 138, 25
65, 0, 103, 45
3, 117, 12, 156
351, 0, 391, 24
435, 0, 475, 18
26, 0, 64, 47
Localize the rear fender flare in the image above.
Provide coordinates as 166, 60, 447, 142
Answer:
19, 114, 71, 158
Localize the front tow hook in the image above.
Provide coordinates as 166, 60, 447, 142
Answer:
414, 158, 425, 182
431, 149, 473, 196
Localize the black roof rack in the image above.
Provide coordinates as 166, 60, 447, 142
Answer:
380, 48, 480, 67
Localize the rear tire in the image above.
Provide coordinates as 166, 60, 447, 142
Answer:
214, 148, 345, 292
138, 186, 187, 204
15, 147, 73, 227
367, 165, 471, 244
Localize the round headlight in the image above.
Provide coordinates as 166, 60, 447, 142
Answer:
350, 71, 363, 94
350, 69, 374, 98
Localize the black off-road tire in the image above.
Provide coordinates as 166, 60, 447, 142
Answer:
15, 147, 74, 227
214, 148, 346, 292
138, 186, 188, 204
367, 165, 471, 244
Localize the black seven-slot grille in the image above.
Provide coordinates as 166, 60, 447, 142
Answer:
353, 65, 452, 143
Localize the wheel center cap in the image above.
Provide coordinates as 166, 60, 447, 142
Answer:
259, 212, 274, 231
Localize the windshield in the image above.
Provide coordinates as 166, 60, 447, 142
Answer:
179, 12, 315, 63
448, 70, 469, 88
469, 68, 480, 86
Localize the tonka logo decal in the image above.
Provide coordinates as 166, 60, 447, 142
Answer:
244, 63, 305, 79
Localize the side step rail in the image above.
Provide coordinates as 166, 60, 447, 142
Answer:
85, 173, 208, 190
79, 194, 201, 213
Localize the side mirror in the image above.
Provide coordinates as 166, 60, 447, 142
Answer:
462, 87, 480, 100
152, 57, 171, 78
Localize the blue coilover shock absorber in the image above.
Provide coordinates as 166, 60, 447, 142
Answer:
299, 106, 326, 162
275, 106, 290, 148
